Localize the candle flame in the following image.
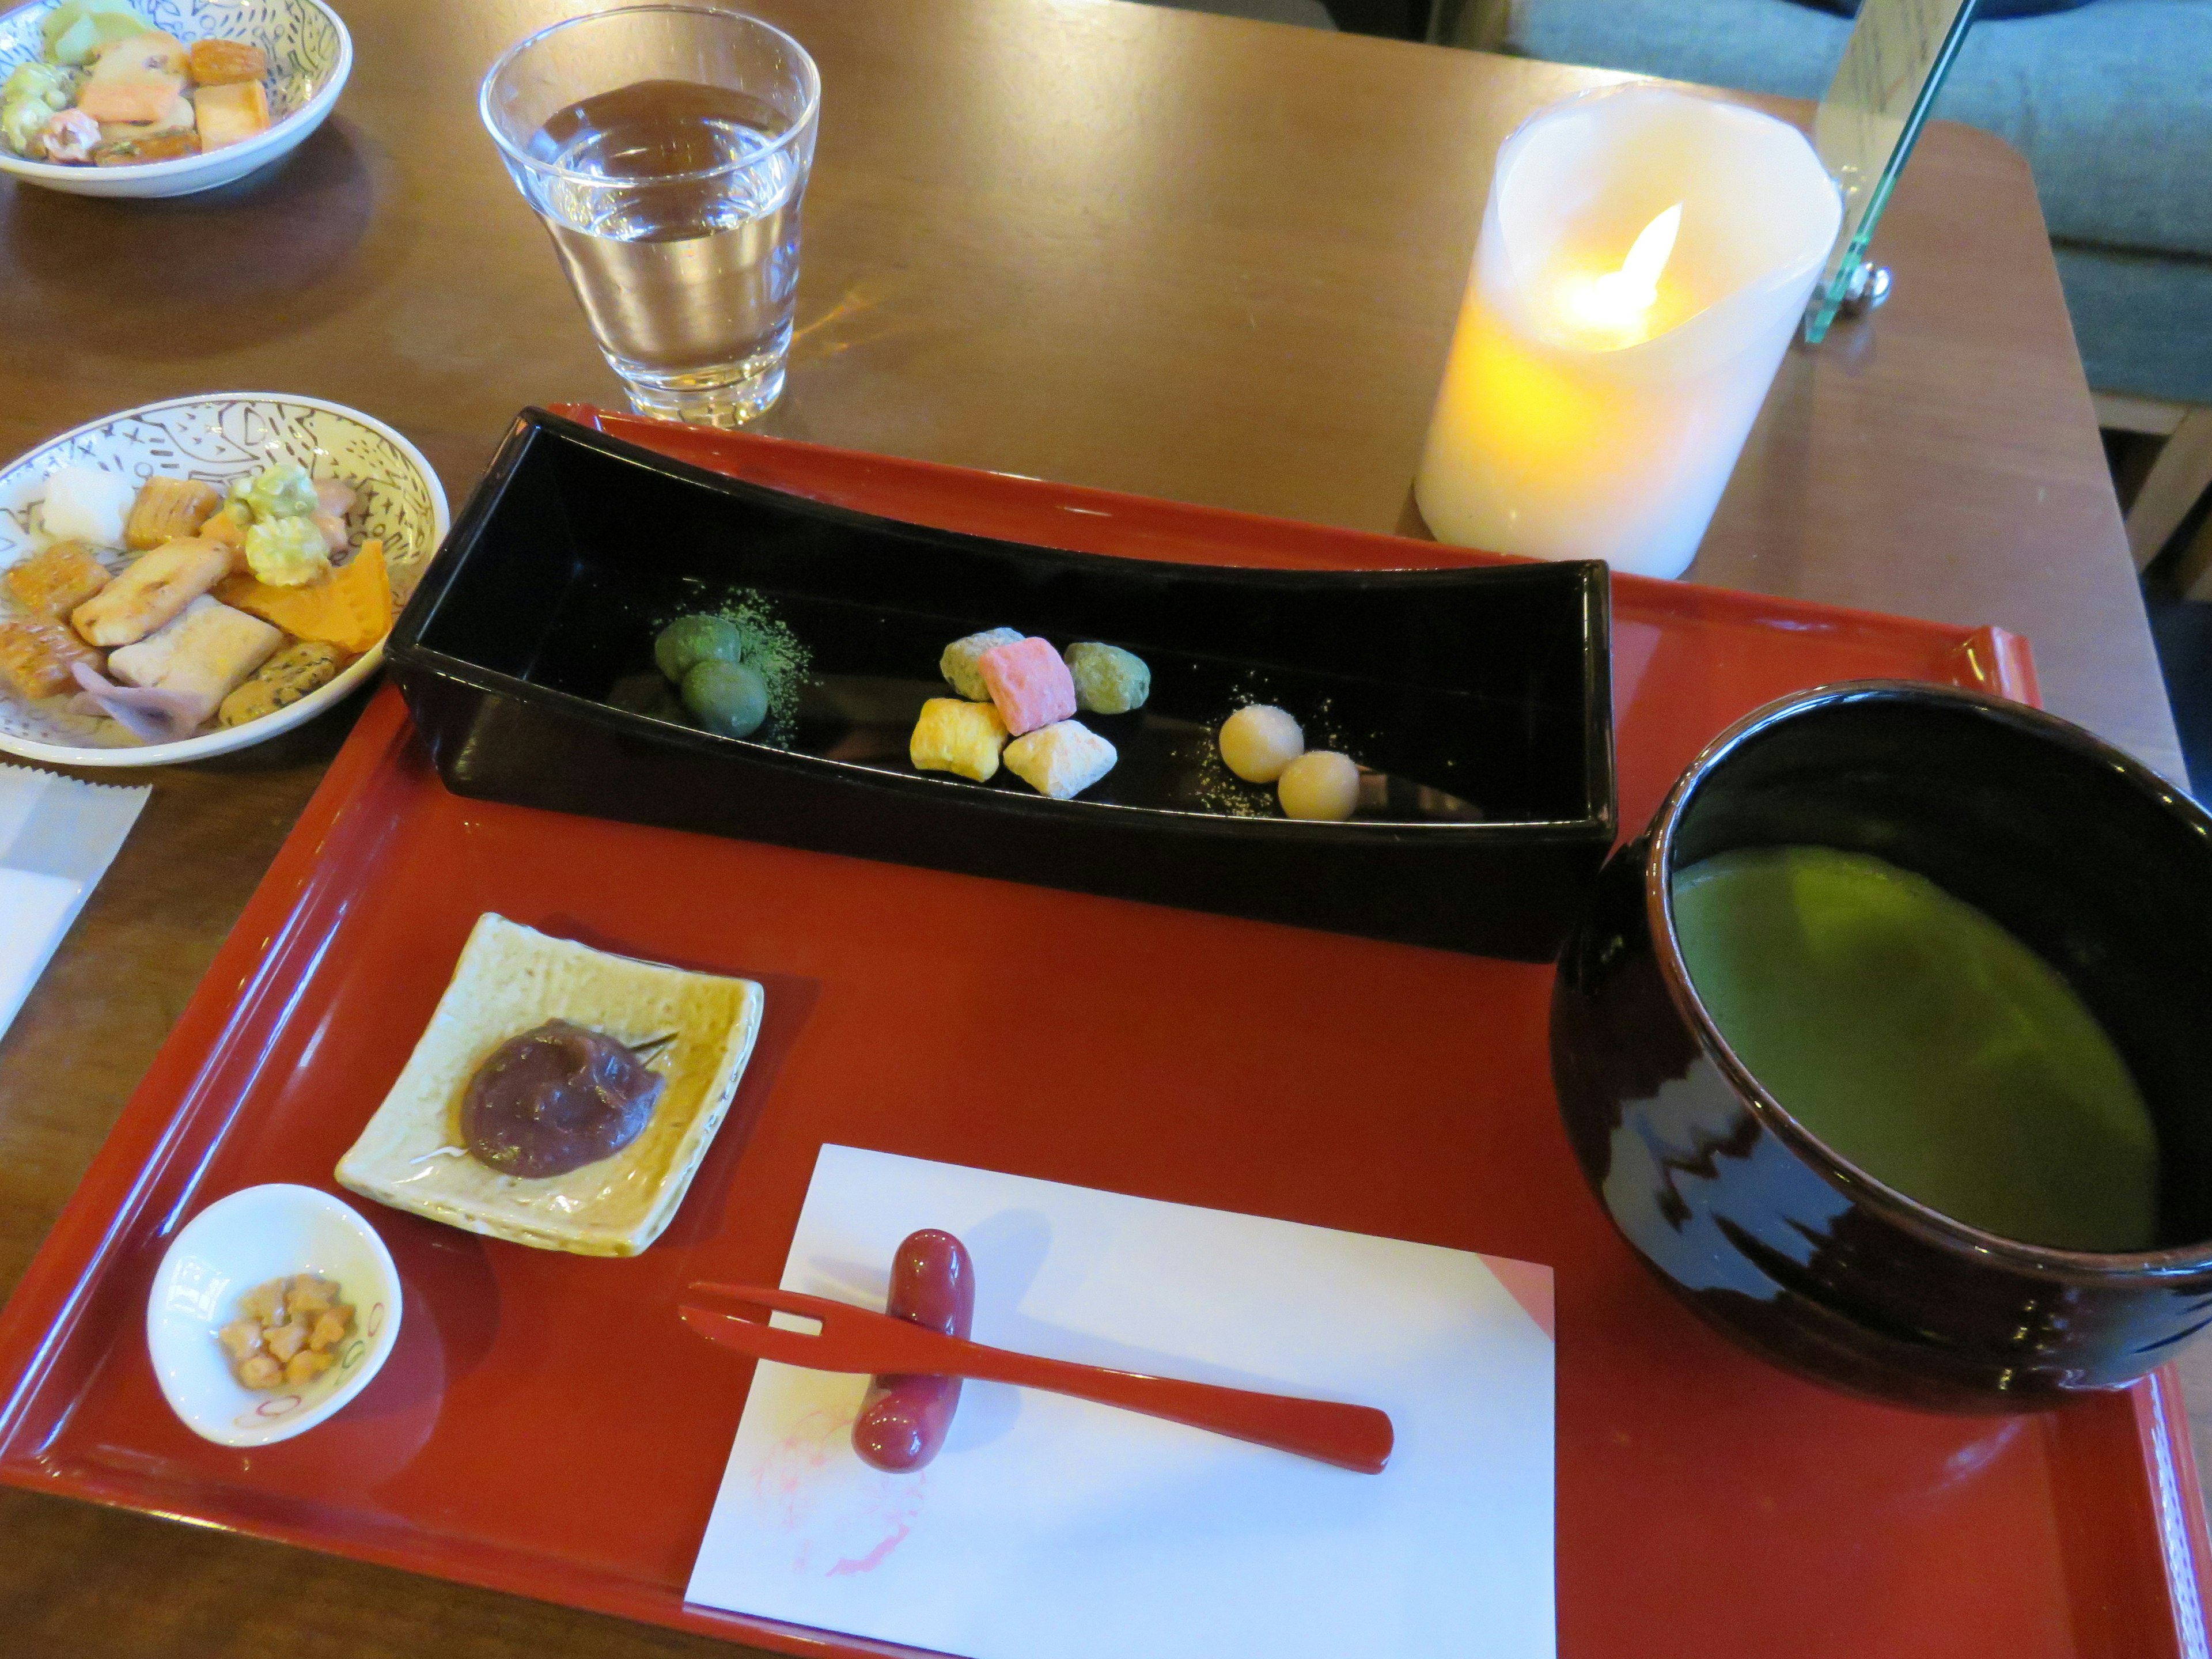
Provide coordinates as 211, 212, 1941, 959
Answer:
1567, 203, 1683, 344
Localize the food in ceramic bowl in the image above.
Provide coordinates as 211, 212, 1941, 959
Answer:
0, 0, 349, 197
145, 1183, 400, 1447
0, 392, 448, 766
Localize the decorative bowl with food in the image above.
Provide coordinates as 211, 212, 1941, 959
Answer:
0, 0, 350, 198
145, 1182, 402, 1448
0, 392, 448, 766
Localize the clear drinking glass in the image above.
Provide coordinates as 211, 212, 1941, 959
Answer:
480, 7, 821, 427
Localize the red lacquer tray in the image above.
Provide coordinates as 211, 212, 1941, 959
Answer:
0, 415, 2202, 1659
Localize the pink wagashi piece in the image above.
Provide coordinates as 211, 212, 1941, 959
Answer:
976, 636, 1077, 737
69, 661, 202, 745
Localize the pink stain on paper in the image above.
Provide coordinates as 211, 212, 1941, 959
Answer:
1480, 1254, 1555, 1341
753, 1405, 925, 1577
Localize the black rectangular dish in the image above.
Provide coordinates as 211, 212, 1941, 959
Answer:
387, 410, 1615, 960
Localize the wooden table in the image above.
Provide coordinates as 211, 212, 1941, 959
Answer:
0, 0, 2186, 1652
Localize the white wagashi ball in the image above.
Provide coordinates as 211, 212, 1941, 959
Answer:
1219, 703, 1303, 783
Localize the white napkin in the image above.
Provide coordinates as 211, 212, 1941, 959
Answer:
0, 763, 149, 1044
688, 1145, 1556, 1659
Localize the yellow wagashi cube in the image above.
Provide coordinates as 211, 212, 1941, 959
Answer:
910, 695, 1009, 782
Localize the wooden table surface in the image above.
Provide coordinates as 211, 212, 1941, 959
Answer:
0, 0, 2188, 1652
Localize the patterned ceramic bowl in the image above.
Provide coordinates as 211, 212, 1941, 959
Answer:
0, 0, 350, 198
0, 392, 448, 767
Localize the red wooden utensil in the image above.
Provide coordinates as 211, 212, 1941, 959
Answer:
681, 1282, 1395, 1474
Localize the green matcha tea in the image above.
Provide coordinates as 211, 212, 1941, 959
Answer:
1670, 846, 2160, 1252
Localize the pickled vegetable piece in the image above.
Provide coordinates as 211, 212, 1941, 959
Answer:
5, 540, 110, 620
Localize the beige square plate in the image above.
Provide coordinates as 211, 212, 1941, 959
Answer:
336, 914, 764, 1256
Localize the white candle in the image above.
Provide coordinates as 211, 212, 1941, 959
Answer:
1414, 87, 1843, 580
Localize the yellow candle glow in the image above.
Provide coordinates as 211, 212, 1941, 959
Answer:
1414, 89, 1842, 580
1562, 203, 1681, 346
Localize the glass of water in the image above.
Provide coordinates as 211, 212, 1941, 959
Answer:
480, 6, 821, 427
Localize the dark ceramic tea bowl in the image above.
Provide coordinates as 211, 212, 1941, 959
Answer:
1551, 681, 2212, 1410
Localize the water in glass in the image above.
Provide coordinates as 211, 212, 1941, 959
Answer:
523, 80, 806, 425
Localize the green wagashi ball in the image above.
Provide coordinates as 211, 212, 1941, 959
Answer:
655, 614, 745, 684
682, 659, 770, 738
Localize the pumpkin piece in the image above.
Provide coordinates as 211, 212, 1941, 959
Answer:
187, 37, 267, 85
215, 539, 391, 657
194, 78, 268, 151
125, 477, 223, 550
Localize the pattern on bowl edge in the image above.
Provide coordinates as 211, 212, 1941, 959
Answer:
0, 396, 440, 752
0, 0, 342, 127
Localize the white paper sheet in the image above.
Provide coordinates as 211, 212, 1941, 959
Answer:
0, 763, 147, 1045
687, 1145, 1555, 1659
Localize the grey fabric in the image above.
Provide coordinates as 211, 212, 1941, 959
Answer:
1507, 0, 2212, 256
2055, 242, 2212, 404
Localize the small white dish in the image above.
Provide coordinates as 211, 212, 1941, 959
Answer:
145, 1182, 401, 1448
0, 391, 448, 767
0, 0, 351, 198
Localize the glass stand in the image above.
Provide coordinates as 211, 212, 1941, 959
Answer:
1802, 0, 1980, 343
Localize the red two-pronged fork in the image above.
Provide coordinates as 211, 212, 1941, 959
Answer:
680, 1282, 1394, 1475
